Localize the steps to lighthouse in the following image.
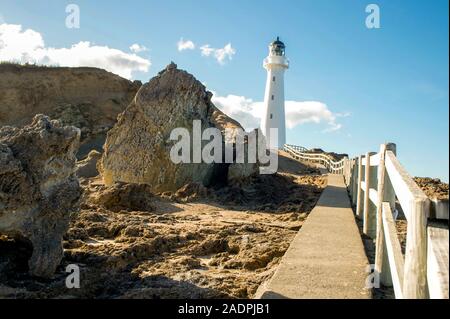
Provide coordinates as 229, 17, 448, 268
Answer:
255, 174, 371, 299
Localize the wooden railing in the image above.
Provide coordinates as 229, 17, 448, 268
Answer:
343, 143, 448, 299
284, 144, 347, 174
285, 142, 449, 299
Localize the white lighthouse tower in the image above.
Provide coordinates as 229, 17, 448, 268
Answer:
261, 37, 289, 149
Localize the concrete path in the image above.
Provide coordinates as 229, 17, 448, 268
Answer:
256, 174, 371, 299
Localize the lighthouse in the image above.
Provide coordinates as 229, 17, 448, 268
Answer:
261, 37, 289, 149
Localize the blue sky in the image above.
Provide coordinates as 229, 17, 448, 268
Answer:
1, 0, 449, 181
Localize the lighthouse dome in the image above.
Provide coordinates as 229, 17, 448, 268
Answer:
269, 36, 285, 56
270, 36, 285, 48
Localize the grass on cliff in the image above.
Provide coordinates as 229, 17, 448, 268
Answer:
0, 61, 60, 68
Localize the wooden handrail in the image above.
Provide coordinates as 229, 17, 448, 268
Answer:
283, 144, 347, 174
342, 142, 447, 299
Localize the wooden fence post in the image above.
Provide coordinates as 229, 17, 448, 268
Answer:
350, 159, 354, 185
356, 156, 364, 218
374, 143, 397, 286
352, 159, 358, 207
375, 144, 387, 280
403, 198, 430, 298
348, 159, 354, 197
363, 152, 370, 235
363, 152, 377, 237
346, 159, 350, 190
382, 144, 397, 285
348, 159, 352, 194
343, 159, 346, 180
383, 143, 397, 209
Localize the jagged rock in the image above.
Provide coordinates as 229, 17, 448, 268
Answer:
100, 63, 258, 192
92, 182, 154, 212
173, 182, 209, 203
76, 150, 102, 178
0, 64, 141, 158
0, 115, 81, 278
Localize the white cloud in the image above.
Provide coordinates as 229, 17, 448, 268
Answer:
200, 44, 214, 56
211, 93, 262, 129
285, 101, 342, 131
178, 39, 236, 64
211, 92, 346, 133
0, 24, 44, 59
0, 23, 151, 79
129, 43, 148, 53
200, 43, 235, 64
177, 38, 195, 51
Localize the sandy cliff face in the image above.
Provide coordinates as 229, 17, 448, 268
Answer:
0, 64, 141, 158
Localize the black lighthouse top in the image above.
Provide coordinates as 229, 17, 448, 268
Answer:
269, 36, 285, 56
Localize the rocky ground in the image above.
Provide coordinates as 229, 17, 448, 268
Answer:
0, 152, 326, 299
413, 177, 449, 200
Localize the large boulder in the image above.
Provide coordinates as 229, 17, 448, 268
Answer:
0, 115, 81, 278
0, 63, 141, 158
99, 62, 258, 192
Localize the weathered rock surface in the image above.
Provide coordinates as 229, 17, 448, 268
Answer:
0, 115, 81, 278
173, 182, 209, 203
90, 182, 154, 212
0, 64, 141, 158
76, 150, 101, 178
100, 62, 258, 192
414, 177, 449, 200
